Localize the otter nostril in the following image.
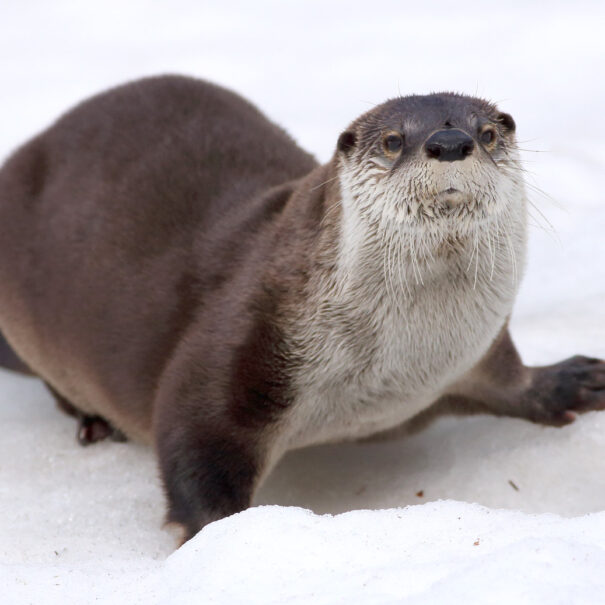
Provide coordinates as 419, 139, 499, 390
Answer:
461, 142, 474, 157
426, 144, 441, 159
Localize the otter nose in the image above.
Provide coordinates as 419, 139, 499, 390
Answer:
424, 129, 475, 162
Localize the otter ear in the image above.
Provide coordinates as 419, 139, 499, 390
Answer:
496, 111, 516, 133
337, 130, 357, 154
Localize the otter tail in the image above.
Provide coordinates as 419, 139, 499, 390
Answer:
0, 331, 33, 375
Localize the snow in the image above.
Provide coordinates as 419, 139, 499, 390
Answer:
140, 505, 605, 604
1, 1, 604, 603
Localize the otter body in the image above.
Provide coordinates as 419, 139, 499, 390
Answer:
0, 75, 603, 540
0, 76, 317, 442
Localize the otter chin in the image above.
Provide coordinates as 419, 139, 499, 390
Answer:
435, 188, 470, 207
0, 75, 603, 543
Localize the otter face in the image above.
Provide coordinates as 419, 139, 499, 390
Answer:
336, 93, 524, 233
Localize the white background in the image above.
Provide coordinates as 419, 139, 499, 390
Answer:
1, 1, 604, 603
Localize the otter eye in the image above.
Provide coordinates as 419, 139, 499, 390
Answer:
480, 129, 495, 145
383, 132, 403, 154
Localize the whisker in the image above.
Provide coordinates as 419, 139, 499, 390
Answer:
319, 198, 344, 229
503, 226, 518, 287
310, 174, 340, 192
486, 223, 495, 281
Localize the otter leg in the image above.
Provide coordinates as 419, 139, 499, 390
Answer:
443, 324, 605, 426
154, 396, 266, 542
154, 356, 288, 541
153, 304, 292, 542
45, 382, 127, 445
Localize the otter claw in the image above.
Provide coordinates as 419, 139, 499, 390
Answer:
527, 355, 605, 425
77, 415, 126, 446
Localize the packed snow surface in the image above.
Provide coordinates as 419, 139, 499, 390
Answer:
1, 1, 604, 603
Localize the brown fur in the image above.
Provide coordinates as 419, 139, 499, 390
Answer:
0, 75, 603, 541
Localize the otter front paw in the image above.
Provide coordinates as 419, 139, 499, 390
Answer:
523, 356, 605, 426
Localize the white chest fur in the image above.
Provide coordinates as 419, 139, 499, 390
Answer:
285, 197, 526, 449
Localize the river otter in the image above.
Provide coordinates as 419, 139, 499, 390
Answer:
0, 75, 602, 541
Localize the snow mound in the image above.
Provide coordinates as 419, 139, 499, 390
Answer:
159, 504, 605, 605
5, 503, 605, 604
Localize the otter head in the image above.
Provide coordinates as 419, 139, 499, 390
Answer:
335, 93, 524, 239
